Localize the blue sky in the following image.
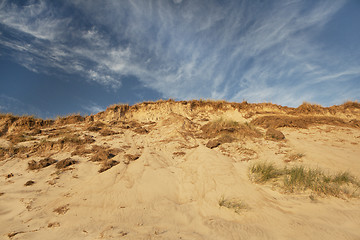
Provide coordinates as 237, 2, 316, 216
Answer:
0, 0, 359, 118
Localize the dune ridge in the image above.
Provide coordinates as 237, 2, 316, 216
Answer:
1, 100, 360, 239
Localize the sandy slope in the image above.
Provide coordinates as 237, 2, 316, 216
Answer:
1, 100, 360, 239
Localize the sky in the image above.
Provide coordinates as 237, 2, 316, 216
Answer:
0, 0, 359, 119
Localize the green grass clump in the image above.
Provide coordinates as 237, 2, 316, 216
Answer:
250, 162, 283, 183
219, 196, 248, 213
250, 162, 360, 198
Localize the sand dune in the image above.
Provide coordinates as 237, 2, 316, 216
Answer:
1, 100, 360, 239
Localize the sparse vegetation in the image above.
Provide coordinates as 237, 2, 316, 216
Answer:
99, 128, 118, 136
55, 114, 84, 125
201, 118, 262, 142
251, 115, 357, 129
265, 128, 285, 140
28, 158, 57, 170
173, 151, 186, 157
71, 146, 92, 156
285, 153, 305, 163
55, 158, 77, 169
7, 133, 36, 144
124, 154, 140, 164
58, 134, 83, 144
99, 160, 119, 173
250, 162, 283, 183
53, 204, 69, 215
250, 162, 360, 198
0, 145, 29, 160
219, 196, 248, 213
89, 145, 119, 162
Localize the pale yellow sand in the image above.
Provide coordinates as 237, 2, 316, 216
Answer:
1, 101, 360, 239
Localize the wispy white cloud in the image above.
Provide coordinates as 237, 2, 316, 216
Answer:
81, 102, 105, 114
0, 0, 69, 40
0, 94, 43, 116
0, 0, 358, 107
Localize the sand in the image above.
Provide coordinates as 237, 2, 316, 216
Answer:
1, 100, 360, 239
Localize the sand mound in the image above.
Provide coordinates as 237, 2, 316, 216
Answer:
1, 100, 360, 239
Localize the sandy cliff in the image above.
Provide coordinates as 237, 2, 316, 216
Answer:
1, 100, 360, 239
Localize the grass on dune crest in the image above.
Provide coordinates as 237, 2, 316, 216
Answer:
250, 162, 360, 198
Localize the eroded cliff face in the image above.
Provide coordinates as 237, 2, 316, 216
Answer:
1, 100, 359, 136
92, 99, 360, 123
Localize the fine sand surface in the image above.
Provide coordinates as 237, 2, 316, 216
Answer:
1, 100, 360, 239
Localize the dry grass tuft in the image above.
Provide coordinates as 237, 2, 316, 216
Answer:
71, 146, 92, 156
173, 151, 186, 157
31, 134, 94, 155
251, 115, 355, 129
53, 204, 69, 215
7, 133, 36, 144
206, 134, 237, 149
48, 222, 60, 228
0, 145, 29, 160
28, 158, 57, 170
55, 158, 77, 169
106, 104, 130, 114
89, 145, 120, 162
293, 102, 326, 114
86, 121, 106, 132
24, 180, 35, 186
340, 101, 360, 109
124, 154, 140, 164
98, 160, 120, 173
219, 196, 248, 213
55, 114, 84, 125
57, 134, 84, 145
132, 127, 149, 134
284, 153, 305, 163
265, 128, 285, 140
99, 128, 119, 136
201, 119, 262, 141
